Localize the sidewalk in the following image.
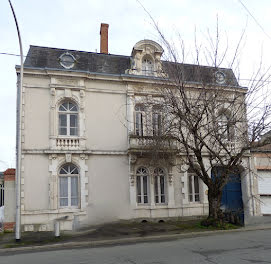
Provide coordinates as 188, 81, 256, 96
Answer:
1, 220, 271, 254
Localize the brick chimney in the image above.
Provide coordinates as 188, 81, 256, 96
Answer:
100, 23, 109, 54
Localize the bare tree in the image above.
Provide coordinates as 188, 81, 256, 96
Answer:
134, 18, 271, 224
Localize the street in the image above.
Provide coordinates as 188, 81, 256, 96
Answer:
1, 229, 271, 264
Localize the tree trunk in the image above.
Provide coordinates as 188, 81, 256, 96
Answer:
208, 188, 223, 220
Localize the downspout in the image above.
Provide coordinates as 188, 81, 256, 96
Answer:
248, 155, 255, 216
8, 0, 23, 241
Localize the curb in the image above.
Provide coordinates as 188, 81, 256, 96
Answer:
1, 225, 271, 254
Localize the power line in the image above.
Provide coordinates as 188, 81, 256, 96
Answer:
0, 52, 24, 57
238, 0, 271, 42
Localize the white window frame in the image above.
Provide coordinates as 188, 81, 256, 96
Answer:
152, 107, 163, 136
135, 105, 145, 136
136, 167, 149, 204
58, 101, 79, 136
154, 168, 166, 204
142, 57, 154, 76
188, 173, 200, 203
217, 112, 235, 142
59, 164, 80, 208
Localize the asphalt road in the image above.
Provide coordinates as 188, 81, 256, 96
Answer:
1, 229, 271, 264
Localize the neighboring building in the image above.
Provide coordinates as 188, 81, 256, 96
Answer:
3, 168, 16, 230
0, 169, 16, 230
0, 172, 4, 207
16, 24, 257, 231
251, 144, 271, 215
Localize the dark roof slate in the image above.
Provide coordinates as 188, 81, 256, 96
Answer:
24, 45, 239, 86
24, 46, 131, 75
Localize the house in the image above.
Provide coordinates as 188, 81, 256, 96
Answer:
15, 23, 258, 231
0, 172, 3, 208
0, 168, 16, 230
251, 143, 271, 216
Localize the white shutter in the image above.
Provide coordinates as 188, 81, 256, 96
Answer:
258, 171, 271, 195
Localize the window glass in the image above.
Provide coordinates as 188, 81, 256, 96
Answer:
137, 176, 141, 203
59, 114, 67, 126
71, 176, 78, 206
58, 101, 78, 136
59, 164, 79, 208
142, 58, 154, 76
135, 105, 144, 137
59, 177, 68, 206
154, 168, 166, 204
136, 167, 149, 204
188, 173, 200, 202
152, 111, 163, 136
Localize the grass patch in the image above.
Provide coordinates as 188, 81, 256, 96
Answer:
3, 236, 64, 248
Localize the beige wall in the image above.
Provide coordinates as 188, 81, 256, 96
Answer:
23, 155, 49, 210
85, 91, 128, 151
86, 155, 131, 224
24, 86, 50, 149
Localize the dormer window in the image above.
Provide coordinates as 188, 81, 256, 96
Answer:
142, 57, 154, 76
127, 40, 164, 77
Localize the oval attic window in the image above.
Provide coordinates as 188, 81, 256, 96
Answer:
59, 52, 76, 69
215, 71, 226, 84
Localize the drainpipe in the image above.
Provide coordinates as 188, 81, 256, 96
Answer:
248, 155, 255, 216
8, 0, 23, 242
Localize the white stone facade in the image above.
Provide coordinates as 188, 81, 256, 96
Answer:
16, 39, 257, 231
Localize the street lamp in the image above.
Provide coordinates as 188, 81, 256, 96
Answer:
8, 0, 23, 241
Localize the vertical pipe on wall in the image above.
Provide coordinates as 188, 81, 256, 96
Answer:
8, 0, 23, 241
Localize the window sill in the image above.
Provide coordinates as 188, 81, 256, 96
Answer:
22, 208, 86, 215
135, 204, 169, 210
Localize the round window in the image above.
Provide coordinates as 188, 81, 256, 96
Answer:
59, 52, 75, 69
215, 71, 226, 84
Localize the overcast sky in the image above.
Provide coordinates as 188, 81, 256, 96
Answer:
1, 0, 271, 171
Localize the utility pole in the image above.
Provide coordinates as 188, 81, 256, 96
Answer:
8, 0, 23, 241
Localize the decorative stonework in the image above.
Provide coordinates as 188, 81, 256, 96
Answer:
48, 154, 89, 211
126, 39, 164, 77
65, 153, 72, 162
168, 173, 173, 185
49, 78, 86, 150
129, 173, 135, 186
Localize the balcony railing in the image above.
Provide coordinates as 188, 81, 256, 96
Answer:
50, 137, 85, 150
129, 135, 178, 152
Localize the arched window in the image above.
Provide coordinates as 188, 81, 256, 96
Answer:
142, 57, 154, 76
135, 105, 145, 136
136, 167, 149, 204
59, 163, 79, 207
59, 101, 78, 136
188, 168, 200, 202
154, 168, 166, 204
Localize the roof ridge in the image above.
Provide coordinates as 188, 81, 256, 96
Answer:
29, 45, 131, 59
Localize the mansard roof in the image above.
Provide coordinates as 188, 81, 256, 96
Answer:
23, 45, 239, 86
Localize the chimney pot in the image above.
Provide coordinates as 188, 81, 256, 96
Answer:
100, 23, 109, 54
